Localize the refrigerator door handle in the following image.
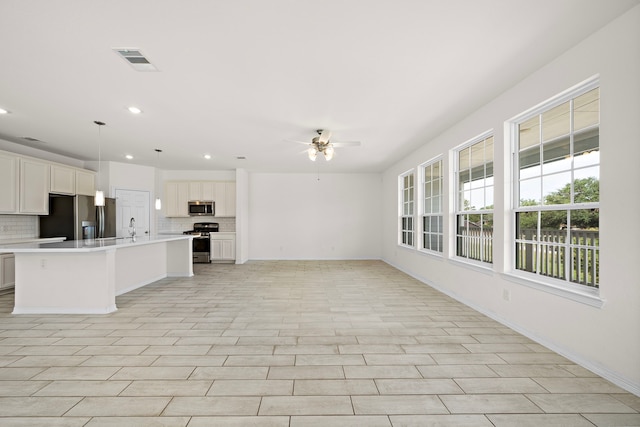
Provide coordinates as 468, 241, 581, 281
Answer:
97, 206, 104, 238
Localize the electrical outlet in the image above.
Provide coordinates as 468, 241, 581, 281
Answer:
502, 289, 511, 301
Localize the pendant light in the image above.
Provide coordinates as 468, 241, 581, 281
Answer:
154, 149, 162, 210
94, 121, 106, 206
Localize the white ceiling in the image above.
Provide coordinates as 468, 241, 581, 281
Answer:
0, 0, 637, 173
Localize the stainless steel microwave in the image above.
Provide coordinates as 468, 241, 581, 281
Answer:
188, 201, 214, 216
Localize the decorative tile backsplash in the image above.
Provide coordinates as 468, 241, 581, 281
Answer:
0, 215, 38, 239
156, 216, 235, 233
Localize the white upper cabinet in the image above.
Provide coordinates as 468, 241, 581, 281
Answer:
19, 158, 50, 214
0, 152, 18, 213
164, 180, 235, 217
75, 170, 95, 196
50, 164, 76, 195
165, 181, 190, 217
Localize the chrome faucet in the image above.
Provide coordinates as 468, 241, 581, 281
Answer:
129, 217, 136, 238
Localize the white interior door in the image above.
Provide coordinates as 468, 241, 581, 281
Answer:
115, 189, 150, 238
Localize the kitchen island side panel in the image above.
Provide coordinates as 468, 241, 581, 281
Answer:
13, 250, 116, 314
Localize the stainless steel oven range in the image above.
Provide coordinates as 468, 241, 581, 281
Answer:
183, 222, 219, 263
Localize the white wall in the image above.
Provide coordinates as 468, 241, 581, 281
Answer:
382, 6, 640, 395
249, 173, 382, 260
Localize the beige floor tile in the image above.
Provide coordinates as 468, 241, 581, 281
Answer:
376, 379, 463, 394
389, 414, 494, 426
141, 345, 212, 356
208, 379, 292, 396
151, 355, 226, 366
208, 345, 275, 355
455, 378, 548, 393
344, 365, 422, 379
295, 354, 365, 366
487, 414, 597, 426
0, 380, 49, 396
191, 366, 269, 380
224, 355, 295, 367
488, 364, 576, 378
339, 344, 404, 354
75, 345, 149, 356
163, 396, 261, 416
440, 394, 543, 414
0, 367, 46, 380
352, 395, 448, 415
526, 393, 637, 413
582, 413, 640, 426
32, 366, 120, 381
121, 379, 212, 396
0, 418, 91, 426
187, 416, 289, 427
83, 417, 190, 427
297, 336, 358, 345
259, 396, 353, 415
9, 355, 90, 367
34, 380, 131, 397
294, 379, 378, 395
81, 355, 159, 367
267, 366, 344, 380
111, 366, 194, 380
0, 396, 82, 416
533, 377, 627, 393
417, 364, 498, 378
290, 415, 391, 426
364, 354, 436, 366
65, 396, 171, 416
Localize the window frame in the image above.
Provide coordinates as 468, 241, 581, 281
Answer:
418, 156, 444, 255
508, 75, 601, 302
453, 130, 495, 266
398, 169, 416, 248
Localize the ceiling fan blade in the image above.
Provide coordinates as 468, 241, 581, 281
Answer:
318, 129, 331, 143
284, 139, 312, 145
331, 141, 361, 147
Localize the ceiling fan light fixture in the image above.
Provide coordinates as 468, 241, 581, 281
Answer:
308, 146, 318, 161
324, 145, 334, 161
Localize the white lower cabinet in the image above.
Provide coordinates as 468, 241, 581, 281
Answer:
210, 233, 235, 262
0, 254, 15, 290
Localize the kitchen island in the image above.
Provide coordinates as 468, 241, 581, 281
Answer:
0, 235, 193, 314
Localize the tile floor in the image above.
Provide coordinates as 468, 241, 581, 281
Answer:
0, 260, 638, 426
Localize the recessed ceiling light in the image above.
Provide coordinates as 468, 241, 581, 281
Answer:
125, 154, 133, 160
236, 156, 246, 160
128, 106, 142, 114
0, 108, 8, 115
203, 154, 211, 160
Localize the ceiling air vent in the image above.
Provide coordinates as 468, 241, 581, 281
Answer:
113, 48, 158, 71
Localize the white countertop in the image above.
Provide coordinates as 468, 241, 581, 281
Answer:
0, 235, 192, 253
0, 237, 67, 245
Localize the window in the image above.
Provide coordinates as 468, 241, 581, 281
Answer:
513, 81, 599, 288
399, 170, 415, 247
420, 158, 443, 253
455, 133, 494, 264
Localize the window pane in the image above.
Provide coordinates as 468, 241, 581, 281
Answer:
432, 178, 441, 197
520, 177, 541, 205
430, 216, 439, 232
542, 136, 571, 174
516, 211, 538, 239
570, 208, 599, 232
433, 161, 441, 177
470, 188, 484, 210
485, 187, 494, 209
541, 210, 567, 233
574, 145, 599, 168
542, 172, 571, 205
573, 173, 599, 203
485, 137, 494, 162
432, 196, 441, 213
574, 88, 599, 132
519, 116, 540, 150
542, 101, 570, 142
459, 147, 470, 170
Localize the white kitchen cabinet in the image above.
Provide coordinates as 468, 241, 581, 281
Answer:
165, 182, 189, 217
0, 152, 18, 213
212, 181, 235, 217
0, 254, 15, 290
188, 181, 215, 201
19, 158, 49, 214
210, 233, 235, 262
75, 170, 95, 196
50, 164, 76, 195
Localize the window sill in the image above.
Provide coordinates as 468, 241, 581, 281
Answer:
502, 271, 604, 308
417, 249, 444, 260
448, 257, 494, 275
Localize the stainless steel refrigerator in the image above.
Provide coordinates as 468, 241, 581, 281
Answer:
39, 194, 116, 240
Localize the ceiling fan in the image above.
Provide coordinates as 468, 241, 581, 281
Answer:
293, 129, 361, 161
